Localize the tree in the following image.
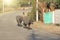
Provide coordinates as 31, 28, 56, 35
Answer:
21, 0, 37, 21
28, 0, 36, 21
0, 0, 3, 13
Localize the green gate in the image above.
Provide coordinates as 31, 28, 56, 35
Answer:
43, 12, 53, 24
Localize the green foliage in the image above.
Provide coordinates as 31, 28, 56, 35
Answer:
27, 0, 36, 21
27, 12, 36, 22
56, 0, 60, 8
0, 0, 3, 13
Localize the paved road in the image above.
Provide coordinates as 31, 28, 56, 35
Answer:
0, 10, 60, 40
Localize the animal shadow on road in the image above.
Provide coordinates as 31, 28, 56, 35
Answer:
23, 27, 32, 30
17, 24, 23, 27
55, 24, 60, 26
17, 24, 32, 30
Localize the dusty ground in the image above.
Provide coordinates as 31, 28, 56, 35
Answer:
31, 21, 60, 35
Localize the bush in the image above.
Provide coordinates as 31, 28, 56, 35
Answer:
27, 11, 36, 22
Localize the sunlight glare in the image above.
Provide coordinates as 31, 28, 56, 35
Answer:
3, 0, 12, 5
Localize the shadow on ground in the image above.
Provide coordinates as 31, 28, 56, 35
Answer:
55, 24, 60, 26
27, 29, 60, 40
17, 24, 32, 30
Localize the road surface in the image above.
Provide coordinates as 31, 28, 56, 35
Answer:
0, 10, 60, 40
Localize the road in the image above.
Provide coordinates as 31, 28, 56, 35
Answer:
0, 10, 60, 40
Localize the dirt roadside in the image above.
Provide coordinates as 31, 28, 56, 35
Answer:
31, 21, 60, 35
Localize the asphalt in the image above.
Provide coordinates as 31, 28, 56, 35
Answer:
0, 10, 60, 40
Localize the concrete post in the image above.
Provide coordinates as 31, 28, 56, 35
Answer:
36, 0, 38, 22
